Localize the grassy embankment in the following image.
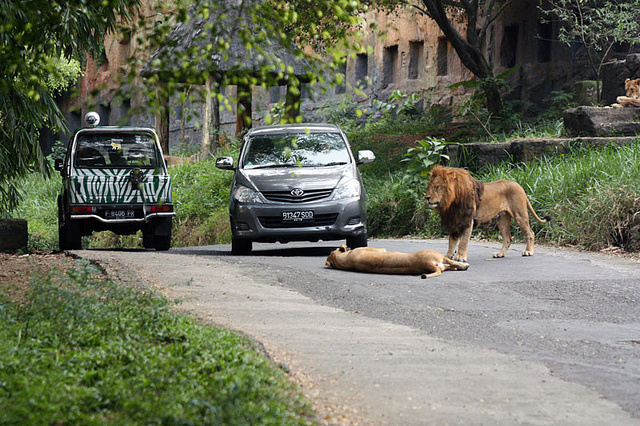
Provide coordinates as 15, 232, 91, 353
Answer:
0, 259, 313, 423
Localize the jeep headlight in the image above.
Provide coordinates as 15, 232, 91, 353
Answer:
333, 179, 361, 200
233, 185, 263, 203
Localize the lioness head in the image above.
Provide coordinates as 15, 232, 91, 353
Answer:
325, 244, 349, 268
625, 78, 640, 99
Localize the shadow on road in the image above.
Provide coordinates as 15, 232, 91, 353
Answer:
171, 244, 336, 258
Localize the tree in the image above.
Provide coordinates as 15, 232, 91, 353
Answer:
540, 0, 640, 100
125, 0, 371, 137
0, 0, 141, 215
369, 0, 514, 115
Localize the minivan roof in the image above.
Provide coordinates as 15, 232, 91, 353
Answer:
247, 123, 341, 136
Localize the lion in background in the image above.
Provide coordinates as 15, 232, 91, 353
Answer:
425, 166, 551, 262
325, 244, 469, 278
614, 78, 640, 107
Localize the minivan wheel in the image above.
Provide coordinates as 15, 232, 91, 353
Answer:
231, 237, 252, 255
346, 233, 368, 249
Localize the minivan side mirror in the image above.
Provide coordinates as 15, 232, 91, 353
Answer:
357, 150, 375, 165
216, 156, 235, 170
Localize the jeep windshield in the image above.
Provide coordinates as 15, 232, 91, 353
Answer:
242, 133, 350, 169
74, 132, 159, 169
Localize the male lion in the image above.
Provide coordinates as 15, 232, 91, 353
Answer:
325, 244, 469, 278
425, 166, 551, 262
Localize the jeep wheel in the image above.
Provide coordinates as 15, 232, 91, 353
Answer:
346, 233, 368, 249
154, 234, 171, 251
59, 220, 82, 250
231, 237, 252, 255
142, 228, 155, 249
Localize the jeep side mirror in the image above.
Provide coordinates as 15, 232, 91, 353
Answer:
357, 150, 375, 165
216, 156, 235, 170
55, 158, 64, 172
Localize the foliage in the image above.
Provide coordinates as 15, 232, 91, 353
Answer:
402, 137, 451, 179
540, 0, 640, 98
0, 261, 313, 423
372, 90, 422, 118
0, 0, 141, 216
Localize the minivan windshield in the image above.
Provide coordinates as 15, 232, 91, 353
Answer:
74, 132, 159, 168
242, 132, 350, 169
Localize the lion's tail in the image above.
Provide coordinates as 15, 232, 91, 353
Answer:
527, 199, 551, 223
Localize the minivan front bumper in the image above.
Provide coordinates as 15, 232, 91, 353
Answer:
230, 197, 366, 243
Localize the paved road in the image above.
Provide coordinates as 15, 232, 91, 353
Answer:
77, 239, 640, 425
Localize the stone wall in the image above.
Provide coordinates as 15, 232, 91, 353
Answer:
445, 136, 639, 171
601, 54, 640, 105
51, 0, 599, 154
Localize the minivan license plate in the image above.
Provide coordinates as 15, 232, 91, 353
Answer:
105, 209, 135, 219
282, 211, 313, 222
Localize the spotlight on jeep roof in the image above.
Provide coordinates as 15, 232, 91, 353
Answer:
85, 111, 100, 127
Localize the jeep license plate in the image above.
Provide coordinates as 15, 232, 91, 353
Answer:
282, 210, 313, 222
105, 209, 135, 219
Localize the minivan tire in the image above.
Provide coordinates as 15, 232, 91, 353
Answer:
346, 233, 368, 249
231, 237, 252, 255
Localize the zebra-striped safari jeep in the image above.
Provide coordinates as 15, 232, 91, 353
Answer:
55, 112, 175, 251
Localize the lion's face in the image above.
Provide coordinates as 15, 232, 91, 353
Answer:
425, 172, 451, 210
625, 78, 640, 99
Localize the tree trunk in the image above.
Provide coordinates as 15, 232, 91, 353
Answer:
155, 87, 170, 155
422, 0, 503, 114
235, 83, 252, 136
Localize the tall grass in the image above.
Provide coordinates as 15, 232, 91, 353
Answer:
478, 143, 640, 250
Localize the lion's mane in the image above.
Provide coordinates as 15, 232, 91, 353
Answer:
429, 166, 484, 238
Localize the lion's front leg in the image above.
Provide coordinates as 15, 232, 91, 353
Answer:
453, 224, 473, 263
446, 234, 459, 260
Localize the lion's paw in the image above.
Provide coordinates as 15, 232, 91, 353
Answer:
452, 255, 467, 263
522, 250, 533, 256
492, 252, 505, 258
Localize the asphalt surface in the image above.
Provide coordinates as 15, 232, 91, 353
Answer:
77, 238, 640, 425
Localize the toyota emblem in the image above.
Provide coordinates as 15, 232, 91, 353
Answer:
291, 188, 304, 197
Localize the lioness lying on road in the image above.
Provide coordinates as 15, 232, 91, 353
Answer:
325, 245, 469, 278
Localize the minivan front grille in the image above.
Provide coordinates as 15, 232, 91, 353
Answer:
261, 188, 333, 203
258, 213, 338, 228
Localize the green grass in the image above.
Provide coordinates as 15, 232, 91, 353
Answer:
0, 260, 313, 424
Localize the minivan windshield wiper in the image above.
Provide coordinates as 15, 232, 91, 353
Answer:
246, 163, 297, 169
320, 161, 348, 167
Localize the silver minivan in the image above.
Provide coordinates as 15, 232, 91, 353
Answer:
216, 124, 374, 254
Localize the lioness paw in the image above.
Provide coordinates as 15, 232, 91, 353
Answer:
522, 250, 533, 256
492, 252, 505, 258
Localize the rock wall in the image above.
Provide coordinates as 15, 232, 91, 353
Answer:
445, 136, 639, 171
601, 54, 640, 105
0, 219, 28, 252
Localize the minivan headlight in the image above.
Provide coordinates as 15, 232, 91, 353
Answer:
333, 179, 361, 200
233, 185, 263, 203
